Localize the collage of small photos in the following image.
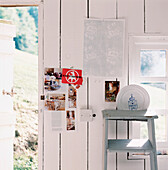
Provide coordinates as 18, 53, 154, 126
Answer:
44, 68, 77, 132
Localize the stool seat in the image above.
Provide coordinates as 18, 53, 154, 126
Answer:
102, 109, 158, 120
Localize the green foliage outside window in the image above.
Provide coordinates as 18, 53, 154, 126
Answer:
0, 7, 38, 55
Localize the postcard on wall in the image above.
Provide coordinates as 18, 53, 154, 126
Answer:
66, 110, 76, 131
105, 81, 120, 102
68, 84, 77, 108
44, 68, 62, 91
45, 93, 65, 111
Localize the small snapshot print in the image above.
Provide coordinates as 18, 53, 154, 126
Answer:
44, 68, 62, 91
105, 81, 120, 102
66, 110, 75, 131
45, 93, 65, 111
68, 85, 77, 108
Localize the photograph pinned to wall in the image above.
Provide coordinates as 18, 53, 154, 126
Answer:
45, 93, 65, 111
66, 110, 76, 131
44, 68, 62, 91
68, 84, 77, 108
105, 81, 120, 102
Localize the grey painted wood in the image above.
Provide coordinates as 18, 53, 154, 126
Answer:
102, 109, 158, 120
104, 119, 108, 170
103, 109, 158, 170
148, 119, 158, 170
108, 139, 153, 152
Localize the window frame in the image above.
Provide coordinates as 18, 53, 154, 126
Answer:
0, 0, 41, 6
129, 35, 168, 149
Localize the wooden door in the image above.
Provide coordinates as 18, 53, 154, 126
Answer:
0, 22, 16, 170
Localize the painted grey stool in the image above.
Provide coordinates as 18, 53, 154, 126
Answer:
102, 109, 158, 170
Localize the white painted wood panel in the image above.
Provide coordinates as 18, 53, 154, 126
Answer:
118, 2, 145, 168
0, 22, 15, 170
0, 22, 16, 38
38, 4, 44, 170
44, 111, 59, 170
90, 0, 116, 19
146, 0, 168, 33
89, 77, 118, 170
118, 0, 144, 89
88, 2, 118, 170
44, 0, 59, 68
0, 0, 40, 6
0, 140, 14, 170
61, 0, 86, 69
0, 40, 15, 54
61, 79, 87, 170
118, 0, 144, 34
43, 1, 60, 170
61, 82, 87, 170
61, 1, 87, 170
118, 153, 144, 170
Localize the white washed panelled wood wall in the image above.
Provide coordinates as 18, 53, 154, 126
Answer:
43, 0, 168, 170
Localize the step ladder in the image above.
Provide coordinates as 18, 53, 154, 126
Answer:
102, 109, 158, 170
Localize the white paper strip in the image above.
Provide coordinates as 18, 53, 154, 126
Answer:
51, 111, 62, 132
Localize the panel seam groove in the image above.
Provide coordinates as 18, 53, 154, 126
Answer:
42, 3, 45, 170
144, 0, 146, 33
59, 1, 62, 170
59, 0, 62, 68
116, 0, 118, 19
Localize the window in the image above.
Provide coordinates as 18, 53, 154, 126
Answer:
140, 50, 166, 77
129, 36, 168, 149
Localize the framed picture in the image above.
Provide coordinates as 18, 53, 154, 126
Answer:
105, 81, 120, 102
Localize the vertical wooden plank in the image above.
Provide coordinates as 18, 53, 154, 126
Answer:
61, 80, 87, 170
90, 0, 116, 18
89, 77, 105, 170
118, 0, 144, 34
43, 0, 60, 170
61, 0, 86, 69
89, 77, 117, 170
61, 1, 87, 170
118, 2, 144, 169
44, 0, 59, 68
118, 0, 144, 88
44, 111, 59, 170
89, 0, 120, 170
117, 153, 145, 170
146, 0, 168, 33
88, 1, 118, 170
147, 119, 158, 170
103, 119, 108, 170
38, 3, 44, 170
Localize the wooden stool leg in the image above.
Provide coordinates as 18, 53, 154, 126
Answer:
147, 119, 158, 170
104, 119, 108, 170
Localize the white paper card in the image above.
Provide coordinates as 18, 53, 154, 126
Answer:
51, 111, 62, 131
83, 19, 125, 77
